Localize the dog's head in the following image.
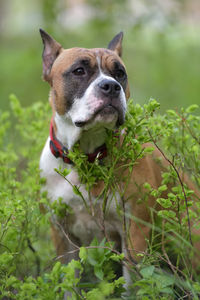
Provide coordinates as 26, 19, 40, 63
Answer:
40, 29, 130, 130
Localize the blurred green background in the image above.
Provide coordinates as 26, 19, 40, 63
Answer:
0, 0, 200, 113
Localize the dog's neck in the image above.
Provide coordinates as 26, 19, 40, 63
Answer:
54, 112, 107, 154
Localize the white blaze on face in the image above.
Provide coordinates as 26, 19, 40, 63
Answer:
68, 55, 127, 129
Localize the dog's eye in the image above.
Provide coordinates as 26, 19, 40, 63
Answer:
115, 69, 126, 80
72, 67, 85, 76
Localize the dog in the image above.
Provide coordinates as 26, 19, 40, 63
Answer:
39, 29, 200, 290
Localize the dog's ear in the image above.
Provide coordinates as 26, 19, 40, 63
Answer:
39, 29, 63, 82
107, 32, 123, 57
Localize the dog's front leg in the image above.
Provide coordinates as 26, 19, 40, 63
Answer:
51, 222, 80, 263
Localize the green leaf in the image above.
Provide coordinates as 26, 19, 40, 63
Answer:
151, 189, 159, 197
114, 276, 125, 287
94, 265, 104, 280
143, 182, 152, 191
52, 261, 61, 274
158, 184, 168, 193
157, 210, 176, 219
86, 289, 103, 300
110, 253, 124, 262
6, 275, 20, 288
160, 287, 174, 294
143, 146, 154, 154
10, 94, 23, 116
154, 274, 175, 289
186, 104, 199, 113
72, 185, 82, 197
193, 282, 200, 292
140, 265, 155, 278
156, 198, 172, 208
167, 109, 178, 117
79, 247, 87, 262
62, 168, 71, 177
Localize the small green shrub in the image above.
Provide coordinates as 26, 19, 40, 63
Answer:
0, 95, 200, 299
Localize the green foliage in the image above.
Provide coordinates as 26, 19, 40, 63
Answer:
1, 27, 200, 113
135, 266, 175, 298
0, 95, 200, 299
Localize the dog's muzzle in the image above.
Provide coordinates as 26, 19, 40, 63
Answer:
74, 78, 126, 128
97, 79, 125, 126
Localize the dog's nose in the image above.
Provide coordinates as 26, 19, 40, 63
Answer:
98, 79, 121, 97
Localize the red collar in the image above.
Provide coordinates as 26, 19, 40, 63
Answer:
49, 118, 107, 164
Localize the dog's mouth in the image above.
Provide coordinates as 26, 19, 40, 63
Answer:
74, 104, 123, 128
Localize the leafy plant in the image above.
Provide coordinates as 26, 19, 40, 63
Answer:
0, 95, 200, 299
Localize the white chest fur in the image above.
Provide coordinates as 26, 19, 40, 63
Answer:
40, 138, 81, 202
40, 138, 123, 244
